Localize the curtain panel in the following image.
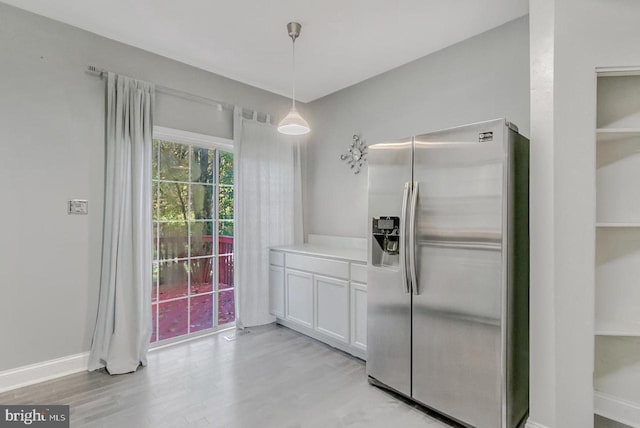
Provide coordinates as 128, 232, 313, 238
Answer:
234, 108, 303, 328
88, 72, 154, 374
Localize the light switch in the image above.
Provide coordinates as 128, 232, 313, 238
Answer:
68, 199, 88, 215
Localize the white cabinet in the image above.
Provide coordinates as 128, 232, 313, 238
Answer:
350, 263, 367, 283
269, 265, 285, 317
350, 282, 367, 351
268, 241, 367, 359
269, 251, 285, 267
287, 253, 349, 279
314, 275, 349, 343
594, 73, 640, 427
285, 269, 313, 328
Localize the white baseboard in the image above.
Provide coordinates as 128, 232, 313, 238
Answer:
276, 318, 366, 361
525, 421, 550, 428
0, 328, 238, 394
0, 352, 90, 394
595, 391, 640, 427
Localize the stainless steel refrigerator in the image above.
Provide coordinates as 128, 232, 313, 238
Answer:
367, 119, 529, 428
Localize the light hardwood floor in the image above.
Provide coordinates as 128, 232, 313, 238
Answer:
0, 324, 455, 428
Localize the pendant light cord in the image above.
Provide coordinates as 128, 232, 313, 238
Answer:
291, 38, 296, 109
278, 22, 310, 135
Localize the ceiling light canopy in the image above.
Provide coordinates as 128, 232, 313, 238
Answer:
278, 22, 310, 136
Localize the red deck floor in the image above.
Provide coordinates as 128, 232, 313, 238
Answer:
151, 283, 235, 342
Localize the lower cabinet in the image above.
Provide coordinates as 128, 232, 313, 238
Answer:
269, 250, 367, 359
285, 269, 313, 328
314, 275, 349, 343
350, 282, 367, 351
268, 265, 285, 317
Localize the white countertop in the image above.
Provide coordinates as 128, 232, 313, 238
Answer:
270, 243, 367, 263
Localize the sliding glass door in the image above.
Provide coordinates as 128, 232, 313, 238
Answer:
151, 136, 234, 343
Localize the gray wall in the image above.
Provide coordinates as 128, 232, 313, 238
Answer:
0, 3, 296, 371
305, 16, 530, 239
0, 4, 529, 372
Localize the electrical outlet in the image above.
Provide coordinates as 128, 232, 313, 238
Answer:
68, 199, 88, 215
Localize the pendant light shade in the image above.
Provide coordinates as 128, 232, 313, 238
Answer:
278, 22, 310, 136
278, 108, 310, 135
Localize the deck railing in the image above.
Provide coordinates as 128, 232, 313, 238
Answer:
157, 235, 233, 288
219, 236, 234, 288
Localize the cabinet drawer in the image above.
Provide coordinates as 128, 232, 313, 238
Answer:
285, 253, 349, 279
269, 251, 285, 267
350, 263, 367, 284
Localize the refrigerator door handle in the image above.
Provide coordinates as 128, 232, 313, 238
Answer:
400, 182, 411, 294
409, 181, 419, 295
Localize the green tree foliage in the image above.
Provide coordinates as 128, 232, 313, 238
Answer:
153, 140, 234, 235
219, 151, 233, 185
218, 151, 234, 236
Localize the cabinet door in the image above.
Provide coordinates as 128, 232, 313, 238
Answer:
269, 265, 285, 317
285, 269, 313, 328
350, 282, 367, 351
314, 275, 349, 343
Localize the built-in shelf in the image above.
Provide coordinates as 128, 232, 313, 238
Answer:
594, 391, 640, 427
596, 222, 640, 228
596, 319, 640, 337
597, 128, 640, 144
594, 73, 640, 427
596, 67, 640, 77
597, 128, 640, 134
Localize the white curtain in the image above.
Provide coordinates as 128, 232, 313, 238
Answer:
234, 108, 303, 328
88, 72, 154, 374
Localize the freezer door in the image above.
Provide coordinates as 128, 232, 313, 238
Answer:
366, 137, 413, 397
411, 120, 508, 428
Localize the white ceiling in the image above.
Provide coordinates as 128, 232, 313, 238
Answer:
4, 0, 528, 102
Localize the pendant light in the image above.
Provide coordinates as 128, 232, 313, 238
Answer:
278, 22, 311, 136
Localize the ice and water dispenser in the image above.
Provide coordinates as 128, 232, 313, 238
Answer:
371, 216, 400, 267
